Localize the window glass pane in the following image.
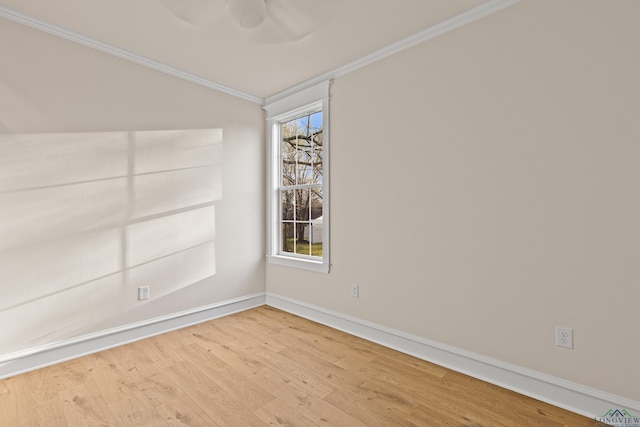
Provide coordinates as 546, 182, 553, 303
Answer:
293, 188, 310, 256
281, 222, 295, 253
281, 189, 295, 221
299, 219, 322, 257
310, 228, 323, 256
296, 224, 311, 256
281, 111, 323, 188
312, 143, 322, 184
296, 146, 313, 185
308, 187, 323, 257
281, 138, 296, 187
310, 188, 322, 220
310, 111, 323, 181
295, 188, 310, 222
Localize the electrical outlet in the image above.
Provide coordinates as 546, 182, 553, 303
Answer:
350, 283, 359, 298
138, 286, 150, 301
555, 326, 573, 349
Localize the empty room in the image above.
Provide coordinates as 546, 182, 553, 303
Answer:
1, 0, 638, 425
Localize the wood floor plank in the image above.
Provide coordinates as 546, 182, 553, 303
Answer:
152, 397, 222, 427
277, 346, 352, 390
247, 366, 368, 427
160, 360, 267, 427
106, 391, 167, 426
58, 380, 117, 426
371, 349, 449, 380
0, 306, 595, 426
233, 338, 337, 399
193, 337, 266, 376
278, 321, 379, 366
324, 386, 417, 427
0, 380, 19, 427
40, 360, 88, 395
222, 319, 291, 354
182, 342, 276, 411
20, 370, 67, 426
254, 398, 319, 427
85, 354, 142, 405
140, 372, 224, 427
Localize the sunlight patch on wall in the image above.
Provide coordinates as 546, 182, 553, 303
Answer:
0, 129, 222, 357
126, 206, 217, 298
133, 167, 221, 217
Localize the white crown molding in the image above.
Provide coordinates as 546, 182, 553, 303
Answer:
265, 292, 640, 419
2, 1, 520, 106
265, 0, 522, 104
0, 4, 264, 105
0, 293, 266, 379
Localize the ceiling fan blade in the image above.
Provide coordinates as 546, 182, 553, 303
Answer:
256, 0, 343, 43
159, 0, 225, 26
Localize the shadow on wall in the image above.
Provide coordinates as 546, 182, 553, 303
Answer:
0, 129, 222, 357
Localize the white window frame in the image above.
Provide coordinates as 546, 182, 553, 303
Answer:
264, 81, 330, 273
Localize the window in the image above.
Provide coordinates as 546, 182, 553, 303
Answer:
264, 82, 330, 273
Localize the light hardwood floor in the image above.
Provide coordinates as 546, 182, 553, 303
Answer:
0, 306, 595, 426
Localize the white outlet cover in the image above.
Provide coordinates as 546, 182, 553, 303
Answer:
138, 286, 150, 301
351, 284, 359, 298
555, 326, 573, 349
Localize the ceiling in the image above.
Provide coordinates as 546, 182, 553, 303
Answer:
0, 0, 517, 103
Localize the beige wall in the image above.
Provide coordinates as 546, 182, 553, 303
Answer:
266, 0, 640, 401
0, 18, 264, 355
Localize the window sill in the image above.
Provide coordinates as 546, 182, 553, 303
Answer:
267, 254, 330, 274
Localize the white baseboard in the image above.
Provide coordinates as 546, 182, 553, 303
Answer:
265, 292, 640, 419
3, 291, 637, 420
0, 293, 266, 380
